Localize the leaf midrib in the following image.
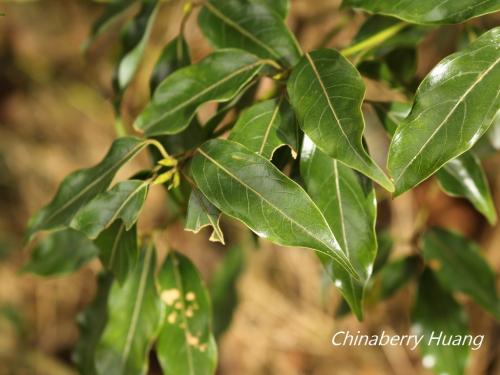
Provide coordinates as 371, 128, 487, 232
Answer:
259, 98, 282, 155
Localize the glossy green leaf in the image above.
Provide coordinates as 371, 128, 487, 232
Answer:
287, 48, 394, 192
71, 180, 149, 239
95, 242, 163, 375
74, 273, 113, 375
421, 228, 500, 318
157, 251, 217, 375
198, 0, 301, 67
134, 49, 265, 136
251, 0, 288, 18
343, 0, 500, 24
185, 189, 225, 245
23, 228, 98, 277
95, 221, 139, 284
210, 246, 245, 338
412, 270, 469, 375
26, 137, 151, 240
83, 0, 135, 50
150, 36, 190, 94
191, 139, 359, 279
301, 136, 377, 319
229, 97, 298, 159
369, 255, 420, 301
374, 101, 497, 221
387, 28, 500, 195
114, 0, 158, 92
437, 153, 497, 224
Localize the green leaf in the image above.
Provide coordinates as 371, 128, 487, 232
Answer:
300, 136, 377, 319
71, 180, 149, 239
373, 231, 393, 273
387, 28, 500, 195
134, 49, 265, 136
229, 97, 298, 159
198, 0, 301, 67
191, 139, 359, 280
368, 255, 420, 301
26, 137, 151, 240
251, 0, 288, 18
412, 269, 469, 375
287, 48, 394, 192
157, 251, 217, 375
185, 189, 225, 245
421, 228, 500, 318
95, 242, 163, 375
95, 221, 139, 284
343, 0, 500, 24
374, 102, 498, 222
74, 273, 113, 375
374, 101, 497, 221
23, 228, 98, 277
437, 152, 497, 224
83, 0, 135, 50
210, 246, 245, 338
150, 36, 191, 94
114, 0, 158, 93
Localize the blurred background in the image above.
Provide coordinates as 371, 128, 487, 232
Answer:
0, 0, 499, 374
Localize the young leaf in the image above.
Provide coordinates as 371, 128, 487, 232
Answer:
412, 270, 469, 375
150, 36, 190, 94
191, 139, 359, 280
374, 101, 497, 222
71, 180, 149, 239
26, 137, 152, 240
95, 242, 163, 375
228, 97, 298, 159
301, 136, 377, 319
287, 48, 394, 192
73, 273, 113, 375
198, 0, 300, 67
157, 251, 217, 375
23, 228, 98, 277
95, 221, 139, 284
134, 49, 265, 136
421, 228, 500, 318
114, 0, 158, 93
185, 189, 225, 245
437, 153, 497, 224
210, 246, 245, 338
251, 0, 288, 18
343, 0, 500, 24
387, 28, 500, 195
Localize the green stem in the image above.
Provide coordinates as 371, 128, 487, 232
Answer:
341, 22, 408, 57
114, 116, 127, 137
